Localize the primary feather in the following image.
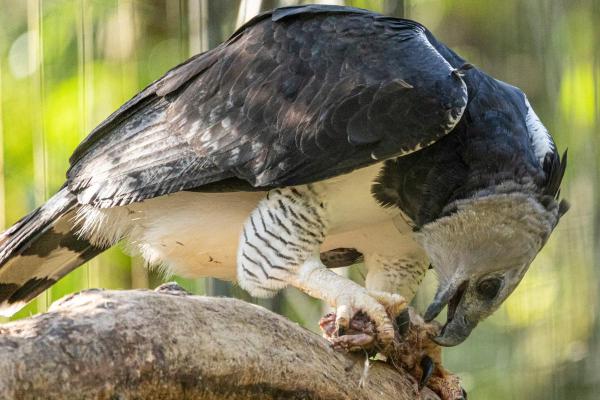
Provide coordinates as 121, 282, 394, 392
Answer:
66, 5, 466, 208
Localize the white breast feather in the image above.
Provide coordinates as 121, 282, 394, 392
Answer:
524, 97, 555, 163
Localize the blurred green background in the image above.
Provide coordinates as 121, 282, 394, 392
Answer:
0, 0, 598, 398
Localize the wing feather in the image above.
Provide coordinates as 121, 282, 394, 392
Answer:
67, 5, 468, 207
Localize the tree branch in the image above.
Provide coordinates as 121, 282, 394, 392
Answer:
0, 283, 439, 400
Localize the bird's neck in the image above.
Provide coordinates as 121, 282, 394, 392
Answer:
373, 121, 545, 228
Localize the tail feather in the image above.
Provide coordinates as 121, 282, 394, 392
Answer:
0, 188, 104, 316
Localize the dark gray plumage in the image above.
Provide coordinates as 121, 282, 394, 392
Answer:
66, 5, 466, 208
0, 5, 567, 351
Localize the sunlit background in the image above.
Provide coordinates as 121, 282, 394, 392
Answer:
0, 0, 598, 398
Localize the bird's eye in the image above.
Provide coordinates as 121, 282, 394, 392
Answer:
477, 277, 502, 300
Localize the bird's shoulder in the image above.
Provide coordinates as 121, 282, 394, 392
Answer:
66, 5, 468, 208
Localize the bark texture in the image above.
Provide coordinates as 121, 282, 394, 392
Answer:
0, 283, 439, 400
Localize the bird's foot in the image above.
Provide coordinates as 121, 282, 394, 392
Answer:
319, 290, 406, 353
319, 311, 376, 352
388, 309, 466, 400
321, 306, 466, 399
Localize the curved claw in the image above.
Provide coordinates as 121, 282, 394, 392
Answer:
419, 355, 435, 389
395, 308, 411, 338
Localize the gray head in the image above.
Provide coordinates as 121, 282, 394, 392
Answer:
416, 180, 569, 346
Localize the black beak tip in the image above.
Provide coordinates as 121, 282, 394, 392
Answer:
431, 331, 457, 347
430, 334, 445, 346
431, 328, 469, 347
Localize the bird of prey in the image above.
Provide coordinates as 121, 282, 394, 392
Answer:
0, 5, 567, 348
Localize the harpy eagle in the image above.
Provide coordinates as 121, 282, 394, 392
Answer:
0, 5, 568, 348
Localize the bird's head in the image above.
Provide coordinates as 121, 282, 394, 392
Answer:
415, 182, 568, 346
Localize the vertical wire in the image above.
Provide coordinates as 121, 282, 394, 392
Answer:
77, 0, 96, 289
204, 0, 229, 296
38, 0, 50, 312
0, 63, 5, 232
188, 0, 199, 55
591, 1, 600, 390
236, 0, 246, 28
29, 0, 48, 203
0, 62, 4, 323
165, 0, 184, 61
200, 0, 208, 52
236, 0, 263, 28
187, 0, 209, 294
178, 0, 185, 61
77, 0, 89, 290
188, 0, 208, 55
120, 0, 147, 290
124, 0, 149, 290
28, 0, 49, 312
85, 1, 98, 290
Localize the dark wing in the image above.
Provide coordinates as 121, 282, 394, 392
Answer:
67, 5, 468, 208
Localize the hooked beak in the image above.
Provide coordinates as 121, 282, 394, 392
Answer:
424, 280, 476, 347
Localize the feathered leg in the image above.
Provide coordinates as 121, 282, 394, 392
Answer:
364, 253, 429, 304
236, 185, 404, 348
